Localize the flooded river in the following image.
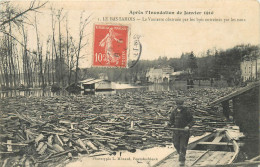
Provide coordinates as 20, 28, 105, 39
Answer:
0, 81, 214, 98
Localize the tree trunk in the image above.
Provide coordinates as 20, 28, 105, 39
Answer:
35, 14, 44, 88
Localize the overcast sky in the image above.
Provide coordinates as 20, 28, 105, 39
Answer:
14, 0, 260, 68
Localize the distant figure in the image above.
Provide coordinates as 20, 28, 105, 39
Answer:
169, 99, 193, 166
222, 101, 230, 120
210, 78, 214, 87
187, 79, 194, 89
187, 79, 190, 89
190, 79, 194, 88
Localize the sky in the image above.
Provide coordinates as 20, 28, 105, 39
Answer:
11, 0, 260, 68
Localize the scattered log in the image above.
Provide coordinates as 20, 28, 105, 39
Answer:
0, 142, 28, 146
36, 142, 45, 152
0, 87, 238, 166
35, 134, 44, 143
53, 144, 65, 152
107, 143, 118, 150
88, 151, 110, 157
76, 138, 89, 153
7, 140, 12, 152
54, 134, 64, 146
38, 143, 47, 155
83, 140, 98, 151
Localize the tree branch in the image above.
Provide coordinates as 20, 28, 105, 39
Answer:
1, 30, 34, 54
0, 1, 48, 26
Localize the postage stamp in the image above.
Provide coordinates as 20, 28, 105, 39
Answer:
93, 24, 129, 68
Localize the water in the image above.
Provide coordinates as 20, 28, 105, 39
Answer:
0, 82, 176, 98
0, 89, 70, 98
0, 80, 223, 98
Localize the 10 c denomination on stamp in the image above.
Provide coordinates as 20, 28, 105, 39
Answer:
93, 24, 129, 68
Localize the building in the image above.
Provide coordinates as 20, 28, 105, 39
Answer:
79, 78, 114, 92
240, 54, 260, 82
146, 66, 174, 83
210, 82, 260, 158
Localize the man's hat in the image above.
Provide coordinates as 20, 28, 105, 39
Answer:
175, 98, 184, 105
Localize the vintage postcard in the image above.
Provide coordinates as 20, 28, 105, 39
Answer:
0, 0, 259, 167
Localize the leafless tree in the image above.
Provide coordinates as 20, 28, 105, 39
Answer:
0, 1, 47, 89
34, 13, 44, 88
0, 2, 94, 90
75, 12, 91, 83
0, 1, 47, 27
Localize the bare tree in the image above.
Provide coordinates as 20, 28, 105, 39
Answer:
57, 9, 65, 86
0, 1, 47, 89
65, 15, 71, 85
34, 13, 44, 88
51, 9, 57, 85
21, 24, 32, 87
75, 12, 91, 83
0, 3, 94, 90
0, 1, 47, 27
44, 38, 51, 85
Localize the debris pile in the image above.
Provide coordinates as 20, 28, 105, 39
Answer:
0, 87, 236, 166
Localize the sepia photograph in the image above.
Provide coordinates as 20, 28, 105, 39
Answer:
0, 0, 259, 167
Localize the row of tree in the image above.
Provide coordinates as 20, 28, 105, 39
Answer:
0, 1, 259, 89
81, 44, 259, 84
0, 1, 90, 90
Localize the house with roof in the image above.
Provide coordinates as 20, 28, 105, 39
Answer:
79, 78, 114, 92
146, 66, 175, 83
240, 54, 260, 82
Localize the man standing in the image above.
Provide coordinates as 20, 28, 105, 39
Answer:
169, 99, 193, 166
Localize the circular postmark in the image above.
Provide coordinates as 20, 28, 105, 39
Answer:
129, 34, 142, 68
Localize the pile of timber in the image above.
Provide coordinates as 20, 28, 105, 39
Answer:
0, 87, 236, 167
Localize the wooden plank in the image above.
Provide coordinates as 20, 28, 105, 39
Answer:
199, 151, 226, 166
185, 150, 209, 166
210, 81, 260, 106
225, 130, 240, 164
192, 151, 214, 166
209, 133, 224, 150
153, 133, 214, 167
190, 150, 209, 166
216, 152, 234, 165
152, 151, 178, 167
208, 152, 227, 165
0, 142, 28, 146
140, 126, 208, 132
249, 154, 260, 161
212, 136, 223, 143
197, 142, 233, 146
194, 160, 260, 167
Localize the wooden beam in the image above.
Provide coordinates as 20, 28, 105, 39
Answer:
209, 82, 260, 106
197, 142, 233, 146
190, 150, 209, 166
212, 135, 223, 143
209, 134, 223, 150
194, 160, 260, 167
249, 155, 260, 161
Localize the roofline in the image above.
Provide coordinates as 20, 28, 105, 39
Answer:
209, 81, 260, 106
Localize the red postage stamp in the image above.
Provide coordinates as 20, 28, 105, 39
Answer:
93, 24, 129, 68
